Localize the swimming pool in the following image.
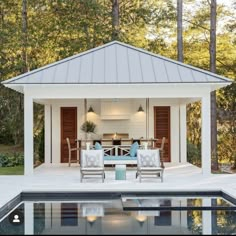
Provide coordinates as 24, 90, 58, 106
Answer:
0, 191, 236, 235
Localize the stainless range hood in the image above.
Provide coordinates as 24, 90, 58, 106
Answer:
100, 100, 131, 120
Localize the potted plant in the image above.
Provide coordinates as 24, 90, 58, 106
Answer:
80, 120, 96, 140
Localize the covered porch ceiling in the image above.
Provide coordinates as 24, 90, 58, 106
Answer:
34, 97, 201, 106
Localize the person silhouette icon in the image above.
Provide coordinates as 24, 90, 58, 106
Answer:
13, 214, 20, 223
9, 210, 23, 225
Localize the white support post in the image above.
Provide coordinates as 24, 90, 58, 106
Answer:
202, 198, 212, 235
180, 199, 188, 228
24, 202, 34, 235
24, 95, 34, 175
201, 94, 211, 175
180, 104, 187, 163
44, 104, 51, 165
45, 203, 52, 229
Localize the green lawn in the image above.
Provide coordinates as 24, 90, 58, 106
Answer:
0, 144, 24, 175
0, 165, 24, 175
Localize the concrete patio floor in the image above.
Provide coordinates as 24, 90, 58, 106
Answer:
1, 162, 236, 210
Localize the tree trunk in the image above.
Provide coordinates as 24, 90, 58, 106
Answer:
21, 0, 28, 117
210, 0, 218, 170
22, 0, 28, 73
177, 0, 183, 62
19, 0, 28, 145
111, 0, 119, 40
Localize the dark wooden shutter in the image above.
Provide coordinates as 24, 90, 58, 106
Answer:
154, 106, 171, 162
61, 107, 77, 163
61, 203, 78, 226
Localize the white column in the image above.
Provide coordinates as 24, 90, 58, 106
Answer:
180, 199, 188, 228
24, 202, 34, 235
45, 203, 52, 229
44, 104, 51, 165
201, 94, 211, 175
24, 95, 34, 175
202, 198, 212, 235
171, 106, 180, 163
180, 104, 187, 163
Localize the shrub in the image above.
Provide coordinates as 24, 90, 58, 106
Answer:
80, 120, 96, 134
187, 141, 201, 167
0, 152, 24, 167
0, 154, 8, 167
38, 127, 44, 163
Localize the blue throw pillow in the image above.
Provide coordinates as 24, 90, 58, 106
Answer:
95, 142, 102, 150
130, 142, 139, 157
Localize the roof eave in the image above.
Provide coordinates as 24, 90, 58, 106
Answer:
3, 84, 24, 93
3, 81, 232, 95
210, 82, 232, 91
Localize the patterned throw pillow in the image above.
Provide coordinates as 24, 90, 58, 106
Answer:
140, 153, 157, 167
85, 154, 100, 167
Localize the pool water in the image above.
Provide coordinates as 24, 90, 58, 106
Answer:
0, 194, 236, 235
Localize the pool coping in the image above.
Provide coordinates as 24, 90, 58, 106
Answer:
1, 189, 236, 220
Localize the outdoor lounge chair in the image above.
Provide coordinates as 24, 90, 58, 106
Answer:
137, 149, 164, 182
80, 150, 105, 182
81, 203, 104, 217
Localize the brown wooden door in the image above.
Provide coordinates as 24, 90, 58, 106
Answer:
61, 107, 77, 163
154, 106, 171, 162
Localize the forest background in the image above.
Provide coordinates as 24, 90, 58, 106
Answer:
0, 0, 235, 172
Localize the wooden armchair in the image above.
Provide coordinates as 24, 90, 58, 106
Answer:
66, 137, 80, 167
159, 137, 166, 169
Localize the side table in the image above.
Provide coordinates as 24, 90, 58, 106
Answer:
115, 164, 126, 180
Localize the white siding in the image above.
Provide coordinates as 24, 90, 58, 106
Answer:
87, 99, 146, 140
50, 98, 182, 164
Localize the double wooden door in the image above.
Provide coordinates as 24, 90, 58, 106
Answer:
154, 106, 171, 162
61, 107, 77, 163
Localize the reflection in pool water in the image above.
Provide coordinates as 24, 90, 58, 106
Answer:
0, 197, 236, 235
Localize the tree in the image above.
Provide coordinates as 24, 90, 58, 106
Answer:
210, 0, 218, 170
177, 0, 183, 62
111, 0, 119, 40
22, 0, 28, 73
0, 0, 235, 170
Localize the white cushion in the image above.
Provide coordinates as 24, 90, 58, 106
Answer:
82, 203, 104, 216
81, 150, 104, 168
85, 154, 100, 167
137, 149, 160, 168
140, 153, 156, 167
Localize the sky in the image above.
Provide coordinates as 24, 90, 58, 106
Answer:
217, 0, 234, 7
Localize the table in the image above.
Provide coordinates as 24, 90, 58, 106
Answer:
115, 164, 126, 180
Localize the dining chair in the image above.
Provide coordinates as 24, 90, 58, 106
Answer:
66, 137, 80, 167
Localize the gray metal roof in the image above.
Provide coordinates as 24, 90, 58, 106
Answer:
2, 41, 232, 84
